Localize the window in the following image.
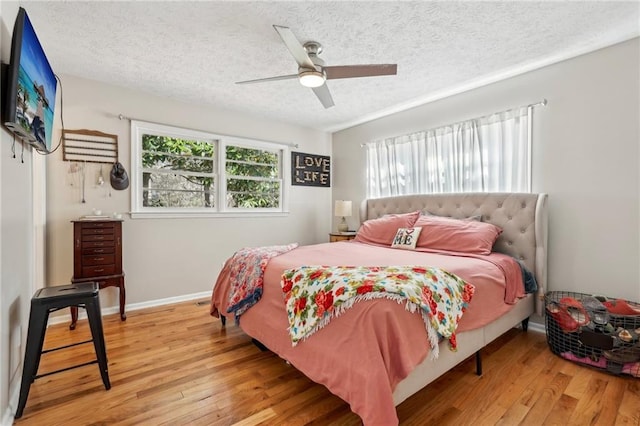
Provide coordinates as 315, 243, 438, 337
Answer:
225, 145, 281, 209
141, 133, 216, 209
131, 121, 288, 217
365, 105, 533, 198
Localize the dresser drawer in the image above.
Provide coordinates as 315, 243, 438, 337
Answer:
82, 227, 115, 235
82, 264, 116, 276
81, 222, 116, 230
82, 246, 115, 255
82, 234, 115, 242
82, 254, 115, 266
82, 240, 115, 249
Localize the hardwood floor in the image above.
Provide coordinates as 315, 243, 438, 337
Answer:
13, 300, 640, 425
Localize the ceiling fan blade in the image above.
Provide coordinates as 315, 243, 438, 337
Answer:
273, 25, 316, 70
324, 64, 397, 80
236, 74, 298, 85
312, 84, 334, 109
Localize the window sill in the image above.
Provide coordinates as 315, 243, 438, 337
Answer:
129, 211, 290, 219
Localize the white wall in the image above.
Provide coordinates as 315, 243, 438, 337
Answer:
1, 2, 39, 423
332, 38, 640, 302
46, 75, 332, 311
0, 133, 34, 426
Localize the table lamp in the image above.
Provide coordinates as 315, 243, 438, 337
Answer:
334, 200, 352, 232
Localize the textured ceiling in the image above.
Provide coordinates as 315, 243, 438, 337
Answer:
7, 1, 640, 132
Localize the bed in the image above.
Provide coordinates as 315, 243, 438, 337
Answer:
210, 192, 548, 425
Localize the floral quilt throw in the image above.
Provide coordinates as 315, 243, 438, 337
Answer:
226, 243, 298, 323
281, 265, 475, 358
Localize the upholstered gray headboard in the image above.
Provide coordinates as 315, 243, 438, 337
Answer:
360, 193, 548, 299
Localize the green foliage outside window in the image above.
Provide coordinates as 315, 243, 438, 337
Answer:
225, 145, 280, 208
141, 135, 281, 209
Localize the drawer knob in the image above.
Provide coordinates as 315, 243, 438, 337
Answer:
94, 268, 104, 273
94, 257, 104, 261
94, 249, 104, 253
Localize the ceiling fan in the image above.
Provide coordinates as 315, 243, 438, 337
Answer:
236, 25, 398, 109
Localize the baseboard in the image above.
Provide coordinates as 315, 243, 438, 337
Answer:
46, 290, 212, 326
528, 320, 545, 334
1, 410, 13, 426
2, 379, 20, 426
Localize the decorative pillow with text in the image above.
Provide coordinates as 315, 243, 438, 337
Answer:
391, 227, 422, 250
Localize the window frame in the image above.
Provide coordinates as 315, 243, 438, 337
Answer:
130, 120, 290, 218
219, 136, 286, 213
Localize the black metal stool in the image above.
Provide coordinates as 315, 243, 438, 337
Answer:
15, 282, 111, 419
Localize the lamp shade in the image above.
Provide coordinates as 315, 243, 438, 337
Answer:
334, 200, 352, 217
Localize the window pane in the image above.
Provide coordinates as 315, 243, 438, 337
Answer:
142, 135, 215, 157
226, 162, 276, 177
142, 135, 215, 174
226, 146, 278, 176
226, 145, 277, 164
226, 178, 280, 208
143, 189, 215, 208
142, 152, 214, 174
143, 172, 215, 207
225, 144, 281, 208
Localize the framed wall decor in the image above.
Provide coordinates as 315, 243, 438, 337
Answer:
291, 151, 330, 187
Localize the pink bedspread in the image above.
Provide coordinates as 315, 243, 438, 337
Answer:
210, 241, 525, 426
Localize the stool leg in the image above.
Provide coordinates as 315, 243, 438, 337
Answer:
85, 297, 111, 390
15, 305, 49, 419
118, 278, 127, 321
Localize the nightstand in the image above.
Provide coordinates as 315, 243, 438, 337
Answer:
329, 232, 356, 242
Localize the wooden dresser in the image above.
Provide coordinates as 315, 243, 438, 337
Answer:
71, 219, 126, 329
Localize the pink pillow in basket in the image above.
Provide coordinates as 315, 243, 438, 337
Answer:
414, 215, 502, 255
354, 211, 421, 246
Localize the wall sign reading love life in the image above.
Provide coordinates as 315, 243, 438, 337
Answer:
291, 152, 331, 187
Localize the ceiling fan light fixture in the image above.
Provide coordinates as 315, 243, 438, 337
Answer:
299, 70, 325, 88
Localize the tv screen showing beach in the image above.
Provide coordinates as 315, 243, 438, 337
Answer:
13, 11, 56, 151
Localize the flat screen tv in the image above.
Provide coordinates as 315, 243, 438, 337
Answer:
3, 7, 57, 152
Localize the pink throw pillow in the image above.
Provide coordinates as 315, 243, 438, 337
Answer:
414, 215, 502, 255
354, 211, 421, 246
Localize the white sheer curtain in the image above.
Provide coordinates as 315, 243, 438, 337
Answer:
366, 106, 530, 198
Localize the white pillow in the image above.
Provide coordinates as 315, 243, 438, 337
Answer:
391, 227, 422, 250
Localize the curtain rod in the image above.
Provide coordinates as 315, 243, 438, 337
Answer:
360, 99, 548, 147
528, 99, 548, 108
116, 113, 299, 149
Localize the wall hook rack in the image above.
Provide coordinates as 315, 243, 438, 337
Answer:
62, 129, 118, 164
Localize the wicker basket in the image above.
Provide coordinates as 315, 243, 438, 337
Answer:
545, 291, 640, 377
